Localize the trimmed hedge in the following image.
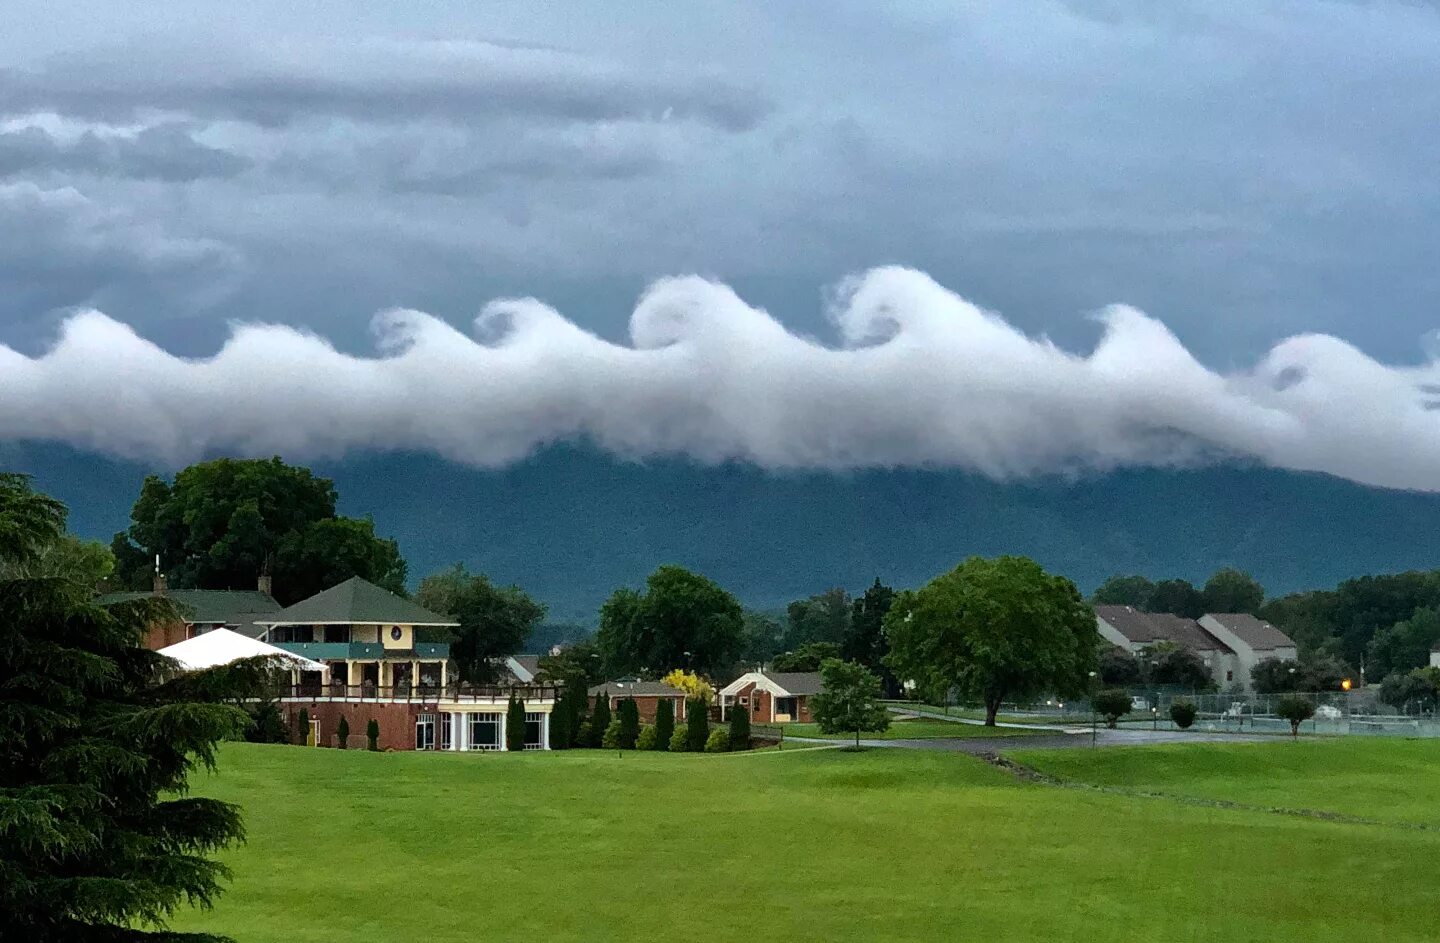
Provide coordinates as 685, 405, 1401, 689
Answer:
636, 724, 658, 750
704, 728, 729, 753
669, 724, 689, 752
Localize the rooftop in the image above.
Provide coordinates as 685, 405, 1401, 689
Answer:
762, 671, 824, 696
96, 588, 280, 627
1203, 613, 1297, 651
589, 680, 686, 698
254, 576, 458, 629
1095, 606, 1234, 654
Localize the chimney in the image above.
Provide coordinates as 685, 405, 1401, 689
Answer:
152, 553, 167, 595
257, 572, 273, 597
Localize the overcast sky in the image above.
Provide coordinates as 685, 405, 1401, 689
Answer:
2, 1, 1439, 487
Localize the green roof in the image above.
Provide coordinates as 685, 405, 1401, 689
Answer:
255, 577, 457, 628
96, 589, 280, 628
272, 641, 451, 661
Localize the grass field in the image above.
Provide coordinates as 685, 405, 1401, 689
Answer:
775, 718, 1050, 739
169, 740, 1440, 942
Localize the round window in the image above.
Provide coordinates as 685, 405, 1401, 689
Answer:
390, 626, 403, 641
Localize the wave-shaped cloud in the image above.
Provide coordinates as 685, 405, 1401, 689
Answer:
1, 266, 1436, 490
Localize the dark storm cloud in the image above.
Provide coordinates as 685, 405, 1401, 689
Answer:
0, 123, 249, 181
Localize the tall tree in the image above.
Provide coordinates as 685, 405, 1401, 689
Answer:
1200, 568, 1265, 615
770, 641, 840, 672
2, 473, 263, 942
537, 639, 605, 686
885, 556, 1096, 726
843, 578, 896, 675
1090, 574, 1156, 608
416, 564, 546, 683
594, 566, 743, 677
782, 587, 851, 650
1145, 579, 1206, 619
1366, 607, 1440, 681
652, 697, 675, 752
110, 457, 406, 604
506, 694, 527, 751
811, 658, 891, 747
739, 610, 783, 665
0, 531, 116, 588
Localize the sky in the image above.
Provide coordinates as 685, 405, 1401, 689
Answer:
2, 1, 1439, 489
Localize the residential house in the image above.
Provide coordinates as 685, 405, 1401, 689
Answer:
1198, 613, 1299, 690
718, 671, 823, 723
1431, 644, 1440, 669
98, 584, 279, 650
250, 576, 558, 751
589, 680, 689, 723
1094, 605, 1240, 690
500, 654, 542, 684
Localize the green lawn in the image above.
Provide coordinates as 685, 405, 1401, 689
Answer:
165, 740, 1440, 942
1012, 738, 1440, 826
775, 718, 1049, 739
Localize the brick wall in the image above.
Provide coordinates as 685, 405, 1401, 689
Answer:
282, 701, 420, 751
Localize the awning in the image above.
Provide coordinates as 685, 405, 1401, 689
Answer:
159, 628, 329, 674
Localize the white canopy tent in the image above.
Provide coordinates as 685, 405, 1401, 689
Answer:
158, 628, 328, 674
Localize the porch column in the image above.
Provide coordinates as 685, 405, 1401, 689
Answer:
440, 661, 448, 688
542, 710, 550, 750
348, 661, 360, 687
498, 709, 508, 751
452, 712, 466, 751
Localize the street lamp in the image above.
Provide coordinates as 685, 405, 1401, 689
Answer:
1088, 670, 1098, 747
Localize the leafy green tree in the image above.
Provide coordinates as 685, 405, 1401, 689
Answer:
594, 566, 744, 677
844, 578, 896, 681
1146, 645, 1214, 690
109, 457, 406, 604
685, 697, 710, 752
727, 702, 751, 751
588, 693, 612, 748
336, 715, 350, 749
1146, 579, 1205, 618
245, 700, 290, 744
536, 638, 605, 685
1092, 689, 1133, 728
1098, 647, 1142, 686
1090, 574, 1156, 607
669, 724, 689, 752
617, 698, 640, 749
1251, 659, 1301, 694
811, 658, 891, 747
1169, 699, 1197, 729
885, 556, 1096, 725
1366, 607, 1440, 680
739, 610, 784, 665
782, 587, 851, 650
653, 698, 675, 751
506, 694, 527, 751
1379, 667, 1440, 713
771, 640, 841, 672
1201, 568, 1265, 615
2, 473, 267, 942
366, 718, 380, 751
1275, 695, 1316, 737
0, 532, 116, 589
417, 563, 547, 683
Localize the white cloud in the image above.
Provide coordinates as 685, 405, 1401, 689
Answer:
1, 266, 1435, 490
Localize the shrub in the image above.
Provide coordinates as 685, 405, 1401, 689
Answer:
617, 697, 640, 749
298, 708, 311, 745
669, 723, 689, 752
727, 703, 751, 751
550, 694, 571, 751
1169, 699, 1197, 730
507, 694, 527, 751
336, 715, 350, 749
685, 697, 709, 752
636, 724, 658, 751
245, 700, 289, 744
704, 728, 729, 753
1092, 689, 1133, 729
1276, 694, 1316, 737
601, 718, 624, 749
589, 695, 612, 748
366, 718, 380, 751
653, 698, 674, 751
575, 720, 593, 748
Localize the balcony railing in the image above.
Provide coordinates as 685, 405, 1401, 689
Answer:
280, 682, 561, 703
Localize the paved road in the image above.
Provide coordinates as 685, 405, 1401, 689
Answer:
788, 728, 1280, 753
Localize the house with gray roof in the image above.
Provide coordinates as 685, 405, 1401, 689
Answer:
1198, 613, 1298, 691
589, 679, 690, 723
1095, 605, 1240, 690
718, 670, 825, 723
97, 586, 279, 649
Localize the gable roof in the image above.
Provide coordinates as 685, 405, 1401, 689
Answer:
1095, 606, 1234, 654
97, 589, 280, 627
589, 680, 687, 698
510, 655, 540, 681
1203, 613, 1296, 651
762, 671, 824, 696
253, 576, 457, 628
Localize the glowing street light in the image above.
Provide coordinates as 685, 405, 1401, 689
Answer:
1341, 678, 1353, 692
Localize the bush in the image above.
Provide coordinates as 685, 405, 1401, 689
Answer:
1169, 699, 1197, 730
669, 723, 689, 752
550, 694, 571, 751
575, 720, 593, 749
1276, 694, 1316, 737
685, 697, 710, 752
653, 699, 674, 751
601, 718, 624, 749
589, 695, 612, 748
617, 697, 640, 749
507, 694, 527, 751
245, 700, 289, 744
727, 703, 751, 751
704, 728, 730, 753
366, 718, 380, 751
636, 725, 658, 751
1092, 689, 1133, 729
298, 708, 311, 745
336, 715, 350, 749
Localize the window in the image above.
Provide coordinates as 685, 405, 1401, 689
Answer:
323, 625, 351, 643
440, 713, 452, 750
1226, 670, 1234, 682
739, 695, 749, 705
271, 626, 315, 644
775, 696, 798, 719
415, 713, 436, 751
524, 712, 544, 750
469, 713, 501, 751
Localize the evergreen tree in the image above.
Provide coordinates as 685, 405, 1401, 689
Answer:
588, 691, 612, 748
653, 698, 675, 751
506, 694, 528, 751
565, 679, 589, 747
336, 715, 350, 749
245, 700, 290, 744
2, 472, 267, 942
685, 696, 710, 752
727, 702, 751, 751
617, 697, 640, 749
298, 707, 311, 745
549, 692, 572, 750
366, 718, 380, 751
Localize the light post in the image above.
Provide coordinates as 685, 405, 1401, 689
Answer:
1152, 705, 1158, 731
1088, 670, 1098, 747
